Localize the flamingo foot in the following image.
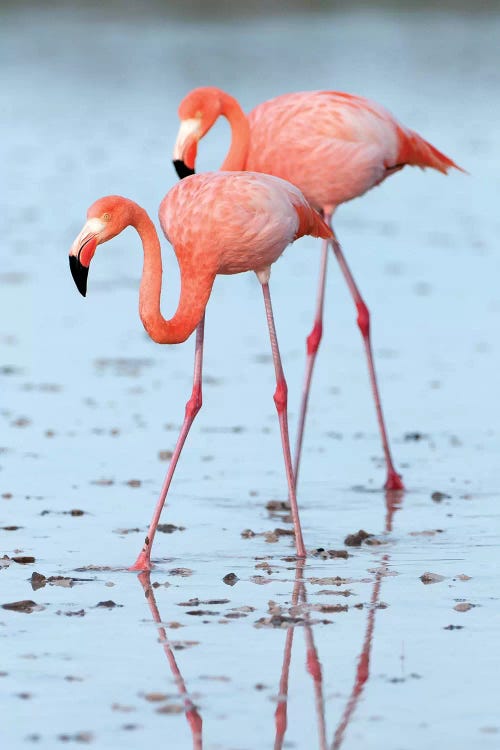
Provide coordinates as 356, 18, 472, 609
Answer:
129, 552, 153, 572
384, 470, 405, 492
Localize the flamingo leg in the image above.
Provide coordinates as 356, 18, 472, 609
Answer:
293, 228, 331, 490
130, 315, 206, 571
262, 282, 306, 558
329, 230, 404, 491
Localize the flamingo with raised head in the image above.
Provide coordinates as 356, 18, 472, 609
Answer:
172, 87, 463, 491
68, 170, 331, 570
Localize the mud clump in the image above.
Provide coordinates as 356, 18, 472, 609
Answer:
344, 530, 373, 547
12, 556, 36, 565
2, 600, 42, 614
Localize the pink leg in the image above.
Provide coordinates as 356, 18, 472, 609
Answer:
294, 228, 331, 490
130, 316, 205, 571
262, 282, 306, 558
330, 231, 404, 491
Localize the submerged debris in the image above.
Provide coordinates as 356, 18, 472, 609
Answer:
404, 431, 427, 441
168, 568, 193, 577
308, 576, 352, 586
266, 500, 290, 513
157, 523, 185, 534
156, 703, 183, 715
57, 732, 94, 743
420, 572, 445, 584
241, 528, 256, 538
431, 491, 451, 502
311, 548, 349, 559
177, 598, 229, 607
30, 572, 75, 590
264, 528, 294, 543
56, 609, 86, 617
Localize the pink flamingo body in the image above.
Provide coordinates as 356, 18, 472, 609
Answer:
173, 87, 462, 491
69, 171, 331, 569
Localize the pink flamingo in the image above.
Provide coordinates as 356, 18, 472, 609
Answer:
68, 171, 331, 570
173, 87, 463, 491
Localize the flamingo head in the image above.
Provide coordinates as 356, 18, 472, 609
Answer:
173, 87, 223, 179
69, 196, 131, 297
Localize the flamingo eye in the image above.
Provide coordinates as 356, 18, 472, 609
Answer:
102, 212, 111, 222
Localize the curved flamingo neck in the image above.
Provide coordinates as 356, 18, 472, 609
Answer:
218, 91, 250, 171
130, 205, 213, 345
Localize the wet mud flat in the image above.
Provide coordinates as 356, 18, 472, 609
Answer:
1, 2, 500, 749
2, 486, 499, 749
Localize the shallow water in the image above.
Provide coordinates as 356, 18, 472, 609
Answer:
1, 3, 500, 749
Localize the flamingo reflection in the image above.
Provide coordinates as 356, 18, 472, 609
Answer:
332, 490, 403, 749
137, 490, 402, 749
138, 572, 203, 749
274, 559, 327, 750
273, 490, 403, 750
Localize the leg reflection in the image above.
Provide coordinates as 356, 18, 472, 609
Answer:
137, 572, 203, 750
274, 560, 327, 750
332, 490, 403, 749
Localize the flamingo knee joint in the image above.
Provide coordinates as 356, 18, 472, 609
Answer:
273, 379, 288, 413
356, 301, 370, 338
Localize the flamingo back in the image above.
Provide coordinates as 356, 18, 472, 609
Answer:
246, 91, 417, 210
159, 171, 327, 278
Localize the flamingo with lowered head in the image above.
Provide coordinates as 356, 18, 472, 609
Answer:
69, 170, 331, 570
172, 87, 463, 491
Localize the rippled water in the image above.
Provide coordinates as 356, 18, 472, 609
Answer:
1, 3, 499, 749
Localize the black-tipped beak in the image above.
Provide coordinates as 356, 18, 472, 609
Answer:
173, 159, 195, 180
69, 254, 89, 297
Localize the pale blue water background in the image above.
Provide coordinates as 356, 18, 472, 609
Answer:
1, 3, 499, 748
